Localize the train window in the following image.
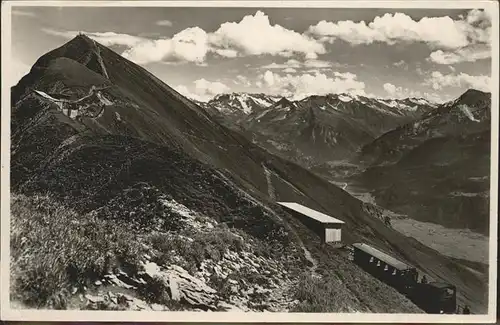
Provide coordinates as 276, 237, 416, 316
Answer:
392, 269, 397, 275
369, 257, 374, 263
377, 261, 381, 267
384, 265, 389, 271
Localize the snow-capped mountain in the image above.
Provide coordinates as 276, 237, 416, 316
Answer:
245, 97, 298, 124
203, 91, 438, 119
316, 93, 438, 117
204, 92, 282, 115
213, 92, 439, 165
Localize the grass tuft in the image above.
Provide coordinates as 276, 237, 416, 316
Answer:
291, 272, 354, 313
10, 193, 145, 308
148, 226, 251, 272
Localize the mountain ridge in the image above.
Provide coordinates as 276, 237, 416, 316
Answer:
201, 91, 438, 165
354, 88, 491, 235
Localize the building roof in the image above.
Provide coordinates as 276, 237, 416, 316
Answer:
277, 202, 345, 224
352, 243, 412, 270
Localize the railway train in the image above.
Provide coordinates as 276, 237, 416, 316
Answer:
351, 243, 457, 314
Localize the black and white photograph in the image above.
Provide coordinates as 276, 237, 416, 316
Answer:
1, 1, 498, 322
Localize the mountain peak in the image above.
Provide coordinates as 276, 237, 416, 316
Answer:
64, 33, 94, 45
275, 97, 293, 105
453, 88, 491, 108
461, 88, 489, 98
272, 97, 296, 110
12, 33, 109, 101
32, 33, 96, 67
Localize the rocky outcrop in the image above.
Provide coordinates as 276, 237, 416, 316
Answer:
79, 244, 296, 312
139, 262, 218, 311
84, 291, 167, 311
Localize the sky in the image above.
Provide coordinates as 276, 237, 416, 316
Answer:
10, 5, 494, 102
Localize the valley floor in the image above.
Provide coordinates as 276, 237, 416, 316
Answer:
334, 180, 489, 266
391, 218, 489, 265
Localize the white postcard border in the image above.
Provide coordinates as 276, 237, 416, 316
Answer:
1, 1, 498, 323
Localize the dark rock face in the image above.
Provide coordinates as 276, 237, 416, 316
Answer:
357, 90, 491, 235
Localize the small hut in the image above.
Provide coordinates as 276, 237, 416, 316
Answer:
277, 202, 345, 243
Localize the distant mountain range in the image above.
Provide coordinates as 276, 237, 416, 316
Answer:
197, 88, 491, 236
196, 93, 282, 116
197, 91, 438, 164
199, 87, 491, 230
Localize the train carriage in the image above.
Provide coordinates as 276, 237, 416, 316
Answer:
409, 282, 457, 314
352, 242, 457, 314
352, 243, 418, 293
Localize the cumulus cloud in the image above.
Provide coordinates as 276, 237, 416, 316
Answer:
257, 70, 366, 99
307, 9, 491, 50
425, 71, 491, 92
156, 20, 173, 27
393, 60, 406, 67
213, 48, 239, 58
175, 79, 230, 101
428, 46, 491, 64
209, 11, 325, 59
426, 9, 492, 65
304, 60, 333, 69
383, 82, 444, 102
463, 8, 493, 44
305, 8, 492, 67
175, 84, 192, 97
122, 27, 210, 64
42, 28, 145, 47
334, 71, 357, 79
120, 39, 173, 64
260, 60, 301, 69
235, 75, 251, 86
43, 11, 325, 65
383, 82, 418, 98
169, 27, 210, 62
423, 92, 446, 103
263, 70, 276, 86
392, 60, 409, 70
195, 78, 230, 96
383, 83, 398, 95
260, 59, 334, 70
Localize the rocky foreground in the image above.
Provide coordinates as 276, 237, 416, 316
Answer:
11, 192, 424, 313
